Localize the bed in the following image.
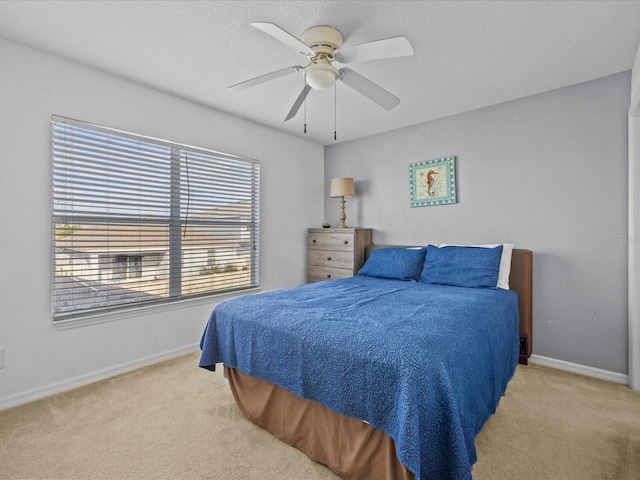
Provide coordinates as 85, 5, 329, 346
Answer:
200, 244, 533, 480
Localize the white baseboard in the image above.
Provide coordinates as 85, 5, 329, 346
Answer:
0, 343, 200, 411
529, 354, 629, 385
2, 348, 628, 411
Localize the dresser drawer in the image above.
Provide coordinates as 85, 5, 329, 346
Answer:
307, 265, 353, 283
308, 232, 355, 251
308, 249, 354, 269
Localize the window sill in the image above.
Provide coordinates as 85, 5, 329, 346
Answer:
52, 287, 261, 331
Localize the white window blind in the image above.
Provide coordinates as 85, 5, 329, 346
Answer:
51, 115, 259, 321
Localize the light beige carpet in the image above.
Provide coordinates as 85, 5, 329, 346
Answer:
1, 352, 639, 480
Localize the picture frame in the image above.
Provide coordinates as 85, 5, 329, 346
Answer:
409, 156, 457, 207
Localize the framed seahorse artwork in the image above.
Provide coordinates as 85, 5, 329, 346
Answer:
409, 156, 457, 207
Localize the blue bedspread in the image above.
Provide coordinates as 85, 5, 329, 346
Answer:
199, 275, 519, 480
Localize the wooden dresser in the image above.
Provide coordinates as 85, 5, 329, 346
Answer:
307, 228, 372, 283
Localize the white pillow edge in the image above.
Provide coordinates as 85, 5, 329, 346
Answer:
437, 243, 514, 289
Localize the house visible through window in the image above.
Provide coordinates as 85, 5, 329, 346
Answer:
113, 255, 142, 280
51, 115, 260, 321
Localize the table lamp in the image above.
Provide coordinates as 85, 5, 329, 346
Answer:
329, 177, 355, 228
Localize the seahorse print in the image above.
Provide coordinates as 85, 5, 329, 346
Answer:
427, 169, 438, 196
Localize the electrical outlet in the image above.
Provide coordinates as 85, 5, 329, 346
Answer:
0, 348, 4, 369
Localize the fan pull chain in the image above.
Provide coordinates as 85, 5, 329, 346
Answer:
334, 83, 337, 141
303, 72, 307, 134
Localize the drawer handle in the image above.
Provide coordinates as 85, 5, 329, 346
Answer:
327, 274, 332, 278
343, 240, 349, 245
327, 256, 332, 261
312, 239, 317, 243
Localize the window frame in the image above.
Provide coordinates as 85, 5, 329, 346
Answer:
51, 115, 260, 322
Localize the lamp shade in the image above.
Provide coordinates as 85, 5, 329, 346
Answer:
330, 177, 355, 197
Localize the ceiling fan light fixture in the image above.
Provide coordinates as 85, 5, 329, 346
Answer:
231, 22, 414, 124
305, 61, 339, 90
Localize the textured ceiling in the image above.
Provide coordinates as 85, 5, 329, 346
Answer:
1, 1, 640, 146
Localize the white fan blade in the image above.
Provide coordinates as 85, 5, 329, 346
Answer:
251, 22, 315, 57
338, 68, 400, 110
228, 66, 302, 92
334, 36, 413, 64
285, 85, 312, 121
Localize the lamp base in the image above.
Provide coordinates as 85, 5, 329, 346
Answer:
338, 196, 348, 228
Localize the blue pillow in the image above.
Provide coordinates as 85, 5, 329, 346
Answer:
358, 247, 427, 281
420, 244, 503, 288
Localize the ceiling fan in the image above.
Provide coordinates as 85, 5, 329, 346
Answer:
228, 23, 414, 122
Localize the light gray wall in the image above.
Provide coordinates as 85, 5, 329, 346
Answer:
0, 38, 324, 408
325, 72, 630, 375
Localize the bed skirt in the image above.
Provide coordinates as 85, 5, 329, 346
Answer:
225, 366, 414, 480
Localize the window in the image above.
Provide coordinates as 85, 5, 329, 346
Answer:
51, 116, 259, 321
113, 255, 143, 280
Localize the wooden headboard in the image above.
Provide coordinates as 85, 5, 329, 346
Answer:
365, 245, 533, 364
510, 249, 533, 363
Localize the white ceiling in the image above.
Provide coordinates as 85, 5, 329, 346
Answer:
1, 1, 640, 146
